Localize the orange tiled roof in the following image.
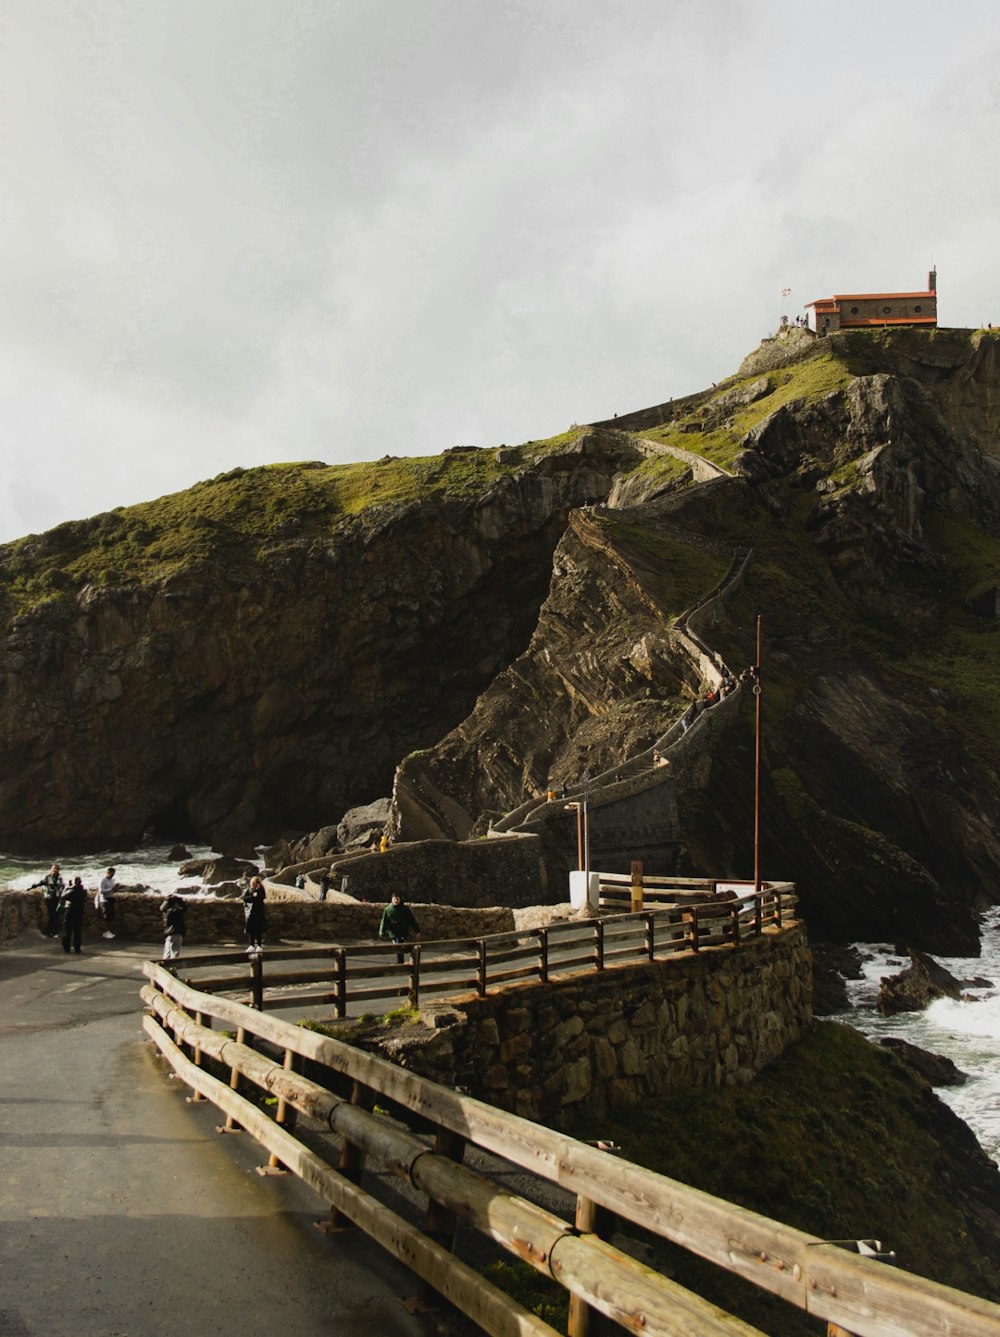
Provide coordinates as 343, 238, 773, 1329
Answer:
833, 291, 935, 301
806, 290, 935, 307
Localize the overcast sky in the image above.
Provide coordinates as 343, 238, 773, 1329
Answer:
3, 1, 999, 545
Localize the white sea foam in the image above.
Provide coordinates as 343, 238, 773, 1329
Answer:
834, 908, 1000, 1162
1, 843, 220, 897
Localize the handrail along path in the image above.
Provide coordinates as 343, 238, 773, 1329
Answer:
140, 899, 1000, 1337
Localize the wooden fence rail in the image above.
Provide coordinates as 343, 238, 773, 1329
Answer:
140, 965, 1000, 1337
167, 890, 799, 1018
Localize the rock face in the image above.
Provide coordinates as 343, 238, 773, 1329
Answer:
879, 1036, 968, 1086
877, 949, 966, 1014
0, 433, 641, 854
3, 328, 1000, 953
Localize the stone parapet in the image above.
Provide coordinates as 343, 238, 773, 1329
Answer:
376, 925, 812, 1127
0, 889, 514, 947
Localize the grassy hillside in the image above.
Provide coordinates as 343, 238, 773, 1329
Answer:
567, 1023, 1000, 1334
0, 428, 587, 621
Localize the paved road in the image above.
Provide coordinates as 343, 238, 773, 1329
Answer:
0, 932, 431, 1337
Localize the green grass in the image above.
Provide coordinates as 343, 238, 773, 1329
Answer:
588, 510, 732, 619
0, 428, 599, 620
638, 347, 853, 470
569, 1023, 1000, 1333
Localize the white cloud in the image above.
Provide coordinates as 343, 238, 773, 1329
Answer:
3, 0, 1000, 542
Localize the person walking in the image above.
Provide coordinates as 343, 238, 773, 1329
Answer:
159, 895, 187, 961
33, 865, 65, 938
378, 893, 419, 964
96, 867, 117, 939
60, 876, 87, 955
242, 876, 268, 954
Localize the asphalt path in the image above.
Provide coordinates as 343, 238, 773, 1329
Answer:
0, 931, 431, 1337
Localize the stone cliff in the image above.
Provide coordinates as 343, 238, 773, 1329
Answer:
0, 433, 643, 853
3, 326, 1000, 952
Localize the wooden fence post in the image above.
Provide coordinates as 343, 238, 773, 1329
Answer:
567, 1191, 618, 1337
219, 1025, 245, 1134
687, 906, 700, 952
189, 1010, 208, 1102
334, 947, 347, 1018
262, 1047, 298, 1174
594, 920, 605, 971
410, 943, 421, 1010
537, 928, 549, 983
645, 912, 655, 961
413, 1128, 468, 1311
326, 1080, 375, 1230
477, 939, 488, 997
250, 953, 264, 1011
630, 860, 644, 913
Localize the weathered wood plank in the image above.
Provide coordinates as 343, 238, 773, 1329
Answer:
142, 1014, 560, 1337
142, 969, 1000, 1337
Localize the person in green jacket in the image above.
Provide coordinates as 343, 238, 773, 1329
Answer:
378, 893, 419, 964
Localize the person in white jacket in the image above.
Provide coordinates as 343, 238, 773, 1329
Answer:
96, 867, 117, 939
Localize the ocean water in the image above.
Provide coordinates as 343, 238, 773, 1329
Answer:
0, 844, 221, 897
832, 907, 1000, 1163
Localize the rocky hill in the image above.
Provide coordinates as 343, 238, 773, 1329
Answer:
3, 326, 1000, 952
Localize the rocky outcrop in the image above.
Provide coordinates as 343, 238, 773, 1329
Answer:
877, 950, 966, 1014
336, 799, 391, 851
4, 329, 1000, 954
0, 432, 641, 853
879, 1036, 968, 1086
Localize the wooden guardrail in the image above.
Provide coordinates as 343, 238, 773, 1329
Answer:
165, 893, 799, 1018
140, 966, 1000, 1337
598, 870, 795, 915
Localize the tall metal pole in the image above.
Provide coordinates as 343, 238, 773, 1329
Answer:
753, 614, 763, 897
582, 770, 591, 883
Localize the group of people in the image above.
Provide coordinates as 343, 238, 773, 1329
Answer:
31, 864, 119, 954
30, 861, 421, 966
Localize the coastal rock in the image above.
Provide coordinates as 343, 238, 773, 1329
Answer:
336, 799, 391, 851
285, 825, 341, 864
2, 331, 1000, 952
0, 431, 640, 855
809, 942, 864, 1015
878, 1036, 968, 1086
877, 949, 965, 1015
179, 856, 256, 885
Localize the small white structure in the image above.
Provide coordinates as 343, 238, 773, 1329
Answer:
569, 870, 600, 911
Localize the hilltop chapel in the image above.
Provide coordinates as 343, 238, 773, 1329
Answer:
806, 269, 938, 334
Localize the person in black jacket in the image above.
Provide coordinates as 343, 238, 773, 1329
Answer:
160, 895, 187, 960
242, 877, 268, 953
60, 876, 87, 954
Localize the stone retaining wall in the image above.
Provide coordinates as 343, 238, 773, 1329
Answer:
377, 925, 811, 1126
326, 833, 549, 907
0, 889, 514, 947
